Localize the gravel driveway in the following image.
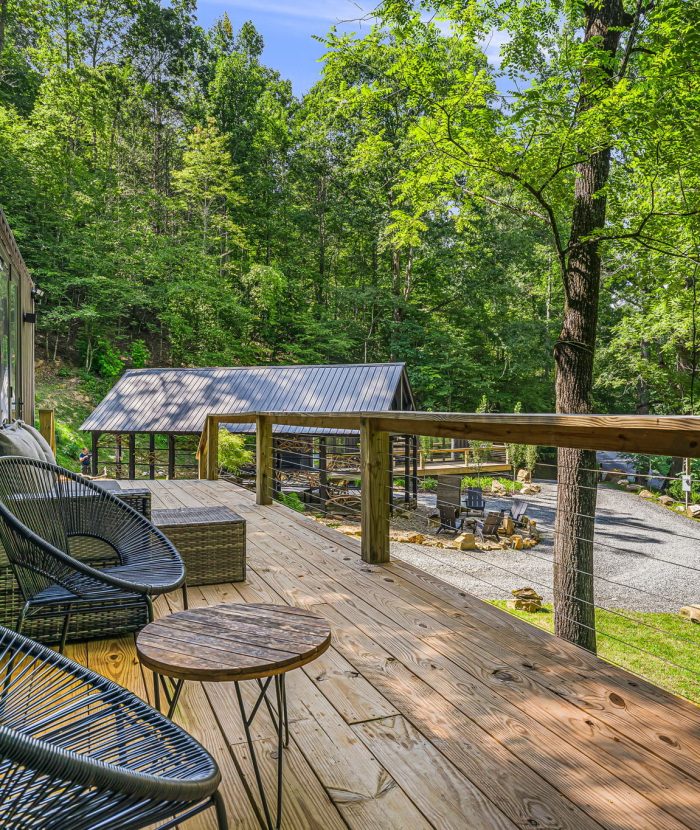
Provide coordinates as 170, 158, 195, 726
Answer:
392, 482, 700, 612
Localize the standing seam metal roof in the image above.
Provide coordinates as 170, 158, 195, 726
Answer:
80, 363, 412, 435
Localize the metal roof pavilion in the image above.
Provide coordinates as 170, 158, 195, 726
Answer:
81, 363, 414, 436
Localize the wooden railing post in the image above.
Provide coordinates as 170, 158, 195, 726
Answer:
256, 414, 273, 505
360, 417, 390, 564
38, 408, 56, 455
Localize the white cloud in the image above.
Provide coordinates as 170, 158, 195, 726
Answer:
202, 0, 377, 23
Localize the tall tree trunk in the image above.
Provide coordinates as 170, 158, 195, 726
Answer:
0, 0, 7, 54
553, 0, 630, 653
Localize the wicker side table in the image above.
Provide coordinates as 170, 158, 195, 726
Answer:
152, 506, 246, 585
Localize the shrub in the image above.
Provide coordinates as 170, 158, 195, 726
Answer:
668, 477, 700, 504
93, 338, 123, 380
130, 339, 150, 369
462, 475, 522, 494
218, 429, 253, 474
421, 477, 437, 491
277, 492, 305, 513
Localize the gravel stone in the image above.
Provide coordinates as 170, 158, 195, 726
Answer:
392, 482, 700, 612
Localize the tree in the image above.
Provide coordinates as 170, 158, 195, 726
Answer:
328, 0, 700, 649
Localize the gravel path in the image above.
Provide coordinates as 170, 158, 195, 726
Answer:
392, 483, 700, 612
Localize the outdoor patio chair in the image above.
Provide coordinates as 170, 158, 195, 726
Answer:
503, 498, 529, 528
476, 511, 502, 542
0, 456, 186, 651
436, 474, 463, 533
0, 625, 227, 830
463, 487, 486, 517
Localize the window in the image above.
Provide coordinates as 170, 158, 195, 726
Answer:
0, 255, 9, 421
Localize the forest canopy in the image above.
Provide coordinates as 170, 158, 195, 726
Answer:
0, 0, 698, 414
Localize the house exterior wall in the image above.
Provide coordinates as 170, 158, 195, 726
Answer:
0, 210, 34, 424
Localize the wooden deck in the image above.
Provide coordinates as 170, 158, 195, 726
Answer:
74, 479, 700, 830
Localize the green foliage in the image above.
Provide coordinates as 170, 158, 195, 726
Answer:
277, 491, 305, 513
462, 475, 523, 494
217, 429, 253, 475
420, 477, 437, 491
667, 478, 700, 505
130, 340, 150, 369
1, 0, 698, 423
92, 339, 123, 380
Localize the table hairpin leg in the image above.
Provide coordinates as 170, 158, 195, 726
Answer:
153, 673, 185, 719
234, 674, 289, 830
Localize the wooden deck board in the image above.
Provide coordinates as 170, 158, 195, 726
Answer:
86, 478, 700, 830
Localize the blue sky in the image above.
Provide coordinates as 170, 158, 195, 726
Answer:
195, 0, 379, 94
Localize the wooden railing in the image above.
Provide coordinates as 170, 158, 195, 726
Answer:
198, 410, 700, 564
38, 408, 56, 455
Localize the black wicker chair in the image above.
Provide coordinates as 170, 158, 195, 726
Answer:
0, 625, 227, 829
0, 457, 186, 651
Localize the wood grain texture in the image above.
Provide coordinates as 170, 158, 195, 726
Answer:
204, 410, 700, 457
79, 479, 700, 830
256, 414, 273, 505
136, 603, 331, 682
360, 417, 390, 563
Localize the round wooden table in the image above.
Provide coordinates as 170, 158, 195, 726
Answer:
136, 603, 331, 830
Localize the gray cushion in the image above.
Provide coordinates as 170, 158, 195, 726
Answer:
0, 421, 46, 461
19, 421, 57, 465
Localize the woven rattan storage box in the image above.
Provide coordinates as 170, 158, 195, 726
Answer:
151, 506, 246, 585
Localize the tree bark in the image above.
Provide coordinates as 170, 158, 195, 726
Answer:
0, 0, 7, 55
553, 0, 630, 653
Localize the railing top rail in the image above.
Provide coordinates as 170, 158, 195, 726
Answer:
200, 410, 700, 457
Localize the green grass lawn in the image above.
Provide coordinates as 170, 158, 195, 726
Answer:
491, 601, 700, 704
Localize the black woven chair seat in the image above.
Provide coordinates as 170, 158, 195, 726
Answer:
0, 457, 186, 647
0, 626, 227, 830
29, 578, 141, 607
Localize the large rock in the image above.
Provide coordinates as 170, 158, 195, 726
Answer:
501, 516, 515, 536
626, 483, 642, 493
453, 532, 477, 550
638, 489, 654, 499
516, 468, 531, 483
520, 483, 541, 496
680, 605, 700, 623
491, 480, 507, 495
687, 504, 700, 519
658, 495, 675, 506
507, 587, 543, 613
390, 530, 426, 544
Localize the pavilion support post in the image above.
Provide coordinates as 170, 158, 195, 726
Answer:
411, 435, 418, 502
128, 433, 136, 479
403, 434, 410, 505
360, 418, 390, 564
149, 434, 156, 479
206, 417, 219, 480
318, 437, 328, 502
198, 422, 208, 479
38, 408, 56, 455
273, 443, 282, 496
91, 432, 99, 476
168, 435, 176, 480
256, 415, 273, 505
115, 434, 123, 480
